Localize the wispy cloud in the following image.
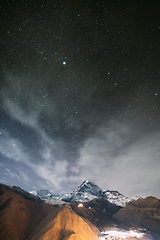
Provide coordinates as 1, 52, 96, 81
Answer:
1, 71, 160, 197
78, 123, 160, 197
0, 131, 30, 163
1, 94, 160, 197
0, 130, 71, 193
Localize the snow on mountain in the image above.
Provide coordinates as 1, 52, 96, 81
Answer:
29, 189, 66, 206
59, 180, 139, 207
29, 180, 139, 207
30, 189, 53, 198
102, 190, 139, 207
60, 180, 103, 203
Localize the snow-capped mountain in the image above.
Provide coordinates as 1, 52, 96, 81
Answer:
29, 189, 66, 205
102, 189, 139, 207
59, 180, 139, 207
30, 189, 53, 198
30, 180, 139, 207
59, 180, 103, 203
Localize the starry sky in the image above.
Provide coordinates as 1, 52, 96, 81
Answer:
0, 0, 160, 198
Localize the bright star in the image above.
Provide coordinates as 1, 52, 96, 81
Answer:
63, 61, 66, 65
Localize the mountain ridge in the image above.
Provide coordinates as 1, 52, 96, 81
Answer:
30, 180, 139, 207
1, 182, 160, 239
0, 183, 100, 240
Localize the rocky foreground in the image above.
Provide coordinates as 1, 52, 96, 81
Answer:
0, 183, 160, 240
0, 184, 99, 240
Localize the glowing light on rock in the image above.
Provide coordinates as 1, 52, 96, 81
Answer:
78, 203, 83, 207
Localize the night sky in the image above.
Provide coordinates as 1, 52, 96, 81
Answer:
1, 0, 160, 198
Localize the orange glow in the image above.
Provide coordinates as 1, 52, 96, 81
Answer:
78, 203, 83, 207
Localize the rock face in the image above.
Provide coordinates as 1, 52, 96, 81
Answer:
0, 184, 56, 240
70, 198, 121, 230
30, 205, 100, 240
113, 196, 160, 234
4, 184, 42, 202
0, 184, 100, 240
83, 198, 122, 216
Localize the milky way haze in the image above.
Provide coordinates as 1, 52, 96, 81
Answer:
0, 0, 160, 198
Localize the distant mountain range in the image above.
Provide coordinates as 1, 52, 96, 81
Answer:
30, 180, 139, 207
1, 181, 160, 239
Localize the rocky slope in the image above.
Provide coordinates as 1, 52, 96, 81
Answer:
0, 183, 54, 240
4, 184, 42, 202
29, 204, 100, 240
0, 183, 100, 240
70, 198, 121, 230
113, 196, 160, 234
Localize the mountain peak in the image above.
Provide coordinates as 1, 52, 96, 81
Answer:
30, 189, 53, 198
77, 180, 100, 189
58, 181, 139, 206
76, 180, 103, 196
81, 180, 94, 184
29, 181, 140, 207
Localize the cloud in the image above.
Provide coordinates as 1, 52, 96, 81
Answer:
77, 123, 160, 198
1, 90, 160, 197
1, 71, 160, 197
6, 101, 39, 130
0, 129, 71, 193
19, 170, 30, 184
34, 160, 68, 191
0, 131, 30, 163
5, 168, 20, 179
